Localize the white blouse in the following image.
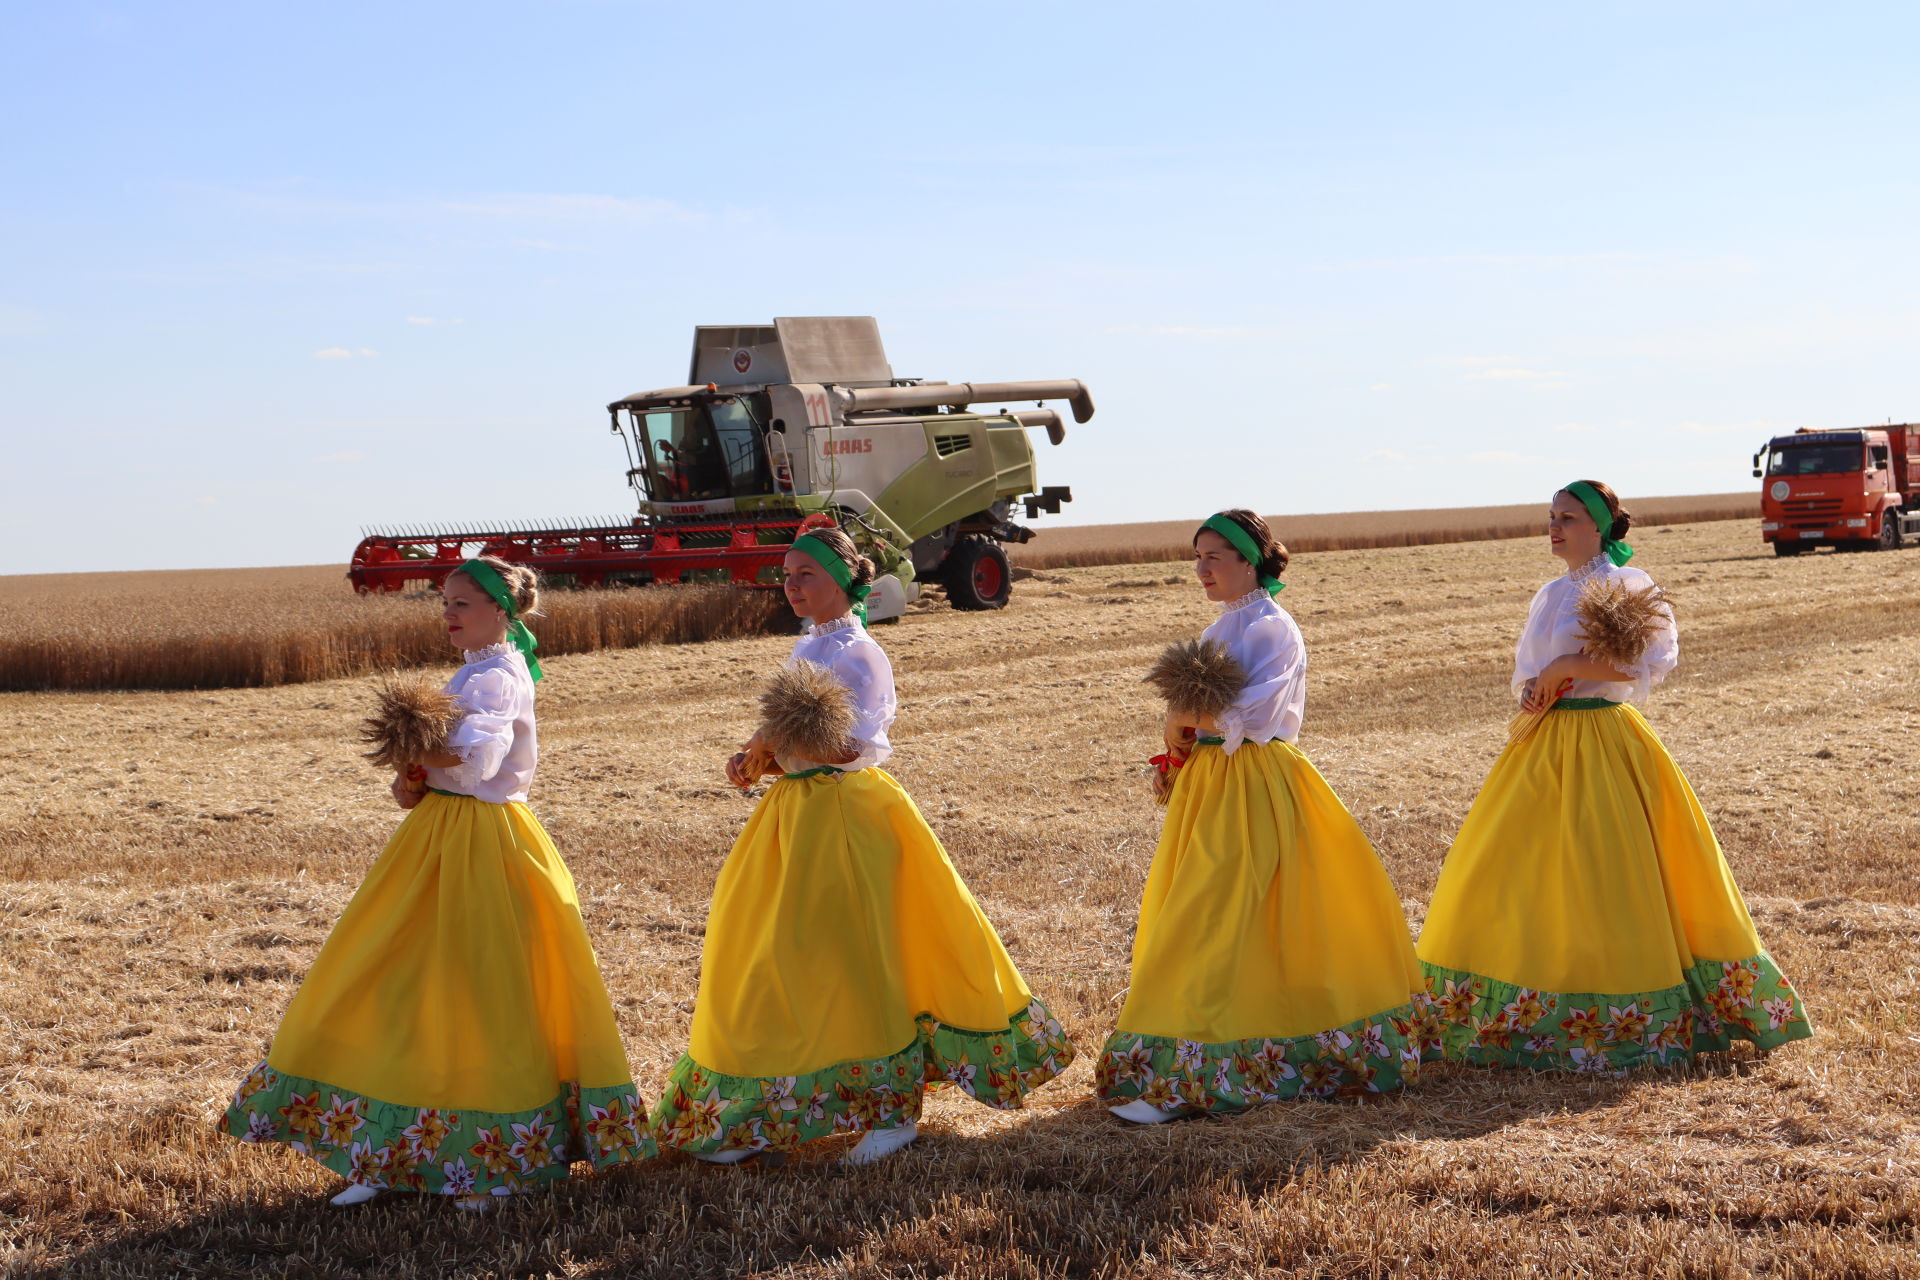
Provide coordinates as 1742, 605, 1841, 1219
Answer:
776, 615, 895, 775
1512, 553, 1679, 706
423, 642, 539, 804
1203, 590, 1308, 753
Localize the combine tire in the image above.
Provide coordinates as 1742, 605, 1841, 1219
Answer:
1773, 541, 1804, 557
1879, 512, 1903, 551
943, 536, 1012, 611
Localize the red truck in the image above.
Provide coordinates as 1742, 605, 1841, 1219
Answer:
1753, 424, 1920, 555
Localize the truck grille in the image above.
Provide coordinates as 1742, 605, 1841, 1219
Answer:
1782, 499, 1844, 514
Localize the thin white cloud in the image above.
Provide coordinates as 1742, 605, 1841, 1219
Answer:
1367, 448, 1410, 462
1369, 383, 1392, 392
1103, 323, 1295, 339
313, 347, 379, 359
316, 451, 367, 463
1467, 450, 1545, 464
405, 315, 438, 325
1554, 422, 1596, 433
1468, 367, 1569, 383
442, 193, 698, 224
193, 496, 217, 506
1676, 419, 1781, 435
1430, 355, 1517, 368
173, 182, 709, 230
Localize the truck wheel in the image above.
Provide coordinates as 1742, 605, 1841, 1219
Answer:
1773, 541, 1803, 557
943, 536, 1012, 610
1879, 512, 1903, 550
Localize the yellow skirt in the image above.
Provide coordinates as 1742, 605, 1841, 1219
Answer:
1418, 702, 1812, 1071
649, 768, 1074, 1156
1097, 739, 1430, 1112
223, 792, 651, 1195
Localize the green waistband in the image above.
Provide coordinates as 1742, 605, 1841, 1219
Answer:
427, 786, 467, 797
782, 766, 844, 781
1195, 735, 1225, 746
1553, 698, 1620, 710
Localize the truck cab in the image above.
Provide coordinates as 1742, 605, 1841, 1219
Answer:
1753, 425, 1920, 555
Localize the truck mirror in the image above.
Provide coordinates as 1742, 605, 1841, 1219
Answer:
1751, 469, 1761, 478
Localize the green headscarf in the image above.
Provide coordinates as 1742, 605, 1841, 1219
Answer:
452, 559, 543, 681
1564, 482, 1634, 566
1200, 513, 1285, 596
790, 533, 872, 623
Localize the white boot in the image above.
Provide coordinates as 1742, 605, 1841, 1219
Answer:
329, 1183, 383, 1207
844, 1120, 918, 1165
692, 1147, 756, 1166
1109, 1100, 1183, 1125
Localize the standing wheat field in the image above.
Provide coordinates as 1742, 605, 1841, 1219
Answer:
4, 518, 1917, 1278
0, 494, 1755, 694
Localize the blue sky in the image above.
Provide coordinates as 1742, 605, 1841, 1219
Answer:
6, 2, 1919, 573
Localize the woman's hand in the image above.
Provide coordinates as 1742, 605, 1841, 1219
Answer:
1521, 657, 1585, 714
725, 731, 779, 790
391, 767, 425, 810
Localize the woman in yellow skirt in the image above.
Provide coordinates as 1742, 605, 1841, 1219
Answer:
224, 557, 650, 1208
1098, 511, 1430, 1122
650, 528, 1074, 1165
1419, 482, 1811, 1072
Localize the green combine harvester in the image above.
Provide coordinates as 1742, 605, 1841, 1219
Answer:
349, 316, 1090, 619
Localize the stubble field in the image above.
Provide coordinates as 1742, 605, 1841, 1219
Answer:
4, 518, 1918, 1278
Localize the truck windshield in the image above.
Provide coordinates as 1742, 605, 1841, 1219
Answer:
629, 398, 770, 502
1768, 444, 1863, 476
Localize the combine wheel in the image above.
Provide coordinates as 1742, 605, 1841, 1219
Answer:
1772, 541, 1803, 557
1879, 511, 1903, 551
943, 536, 1012, 611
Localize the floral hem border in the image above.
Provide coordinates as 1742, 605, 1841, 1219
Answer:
223, 1062, 655, 1195
1420, 952, 1812, 1074
1094, 1000, 1436, 1112
650, 998, 1075, 1154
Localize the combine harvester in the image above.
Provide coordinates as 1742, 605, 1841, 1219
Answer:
348, 317, 1090, 619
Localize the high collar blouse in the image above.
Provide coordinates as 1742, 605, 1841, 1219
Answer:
423, 642, 539, 804
1203, 589, 1307, 753
777, 615, 895, 774
1512, 553, 1679, 705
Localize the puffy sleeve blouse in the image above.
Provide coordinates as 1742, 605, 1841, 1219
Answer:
422, 641, 539, 804
775, 615, 896, 774
1200, 590, 1308, 753
1512, 553, 1679, 706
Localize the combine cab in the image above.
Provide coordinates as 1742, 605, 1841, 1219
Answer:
348, 317, 1090, 619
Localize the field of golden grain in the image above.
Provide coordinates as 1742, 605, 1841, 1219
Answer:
1011, 492, 1757, 569
0, 496, 1756, 694
0, 570, 781, 693
5, 516, 1918, 1278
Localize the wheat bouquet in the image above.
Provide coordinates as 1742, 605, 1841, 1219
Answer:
1142, 638, 1248, 804
360, 672, 465, 780
757, 660, 857, 766
1507, 579, 1671, 746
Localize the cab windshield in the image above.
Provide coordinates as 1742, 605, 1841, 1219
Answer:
628, 396, 771, 501
1767, 444, 1863, 476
